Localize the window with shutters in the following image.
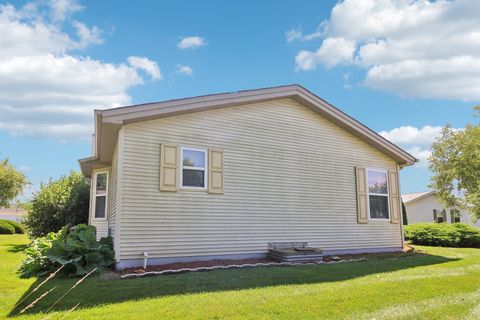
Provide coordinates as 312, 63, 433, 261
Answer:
367, 169, 390, 220
180, 147, 207, 189
450, 209, 461, 223
94, 171, 108, 219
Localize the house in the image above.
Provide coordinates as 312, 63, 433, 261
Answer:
402, 191, 479, 227
78, 85, 417, 269
0, 205, 27, 222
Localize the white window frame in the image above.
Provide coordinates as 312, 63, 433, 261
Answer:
180, 147, 208, 190
366, 168, 390, 221
93, 170, 109, 220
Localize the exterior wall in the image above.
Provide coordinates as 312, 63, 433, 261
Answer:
116, 98, 402, 266
405, 194, 479, 227
108, 143, 119, 241
0, 206, 27, 222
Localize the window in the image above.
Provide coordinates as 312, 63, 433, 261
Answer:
94, 171, 108, 219
181, 148, 207, 188
367, 170, 389, 220
450, 209, 460, 223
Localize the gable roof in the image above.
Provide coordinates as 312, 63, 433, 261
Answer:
401, 191, 434, 204
79, 84, 417, 177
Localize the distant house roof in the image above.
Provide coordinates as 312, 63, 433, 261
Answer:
0, 205, 27, 216
401, 191, 434, 204
402, 191, 466, 208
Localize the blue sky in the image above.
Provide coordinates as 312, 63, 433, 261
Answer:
0, 0, 478, 199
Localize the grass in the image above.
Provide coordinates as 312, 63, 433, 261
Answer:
2, 235, 480, 319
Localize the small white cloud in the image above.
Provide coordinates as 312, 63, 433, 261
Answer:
295, 50, 317, 71
295, 37, 355, 70
175, 64, 193, 76
72, 21, 102, 49
17, 165, 31, 172
48, 0, 83, 21
177, 36, 206, 49
285, 29, 302, 43
127, 56, 162, 80
285, 28, 322, 43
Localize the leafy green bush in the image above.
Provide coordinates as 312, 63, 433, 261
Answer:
405, 223, 480, 248
2, 220, 25, 234
23, 171, 90, 237
19, 224, 114, 278
0, 220, 15, 234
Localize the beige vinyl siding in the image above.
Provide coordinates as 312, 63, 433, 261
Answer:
107, 143, 119, 241
119, 98, 401, 260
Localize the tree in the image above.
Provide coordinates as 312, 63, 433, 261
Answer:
402, 201, 408, 225
24, 171, 90, 238
0, 158, 28, 207
428, 107, 480, 220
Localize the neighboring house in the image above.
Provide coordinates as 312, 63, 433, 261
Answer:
402, 191, 479, 227
0, 205, 27, 222
78, 85, 417, 269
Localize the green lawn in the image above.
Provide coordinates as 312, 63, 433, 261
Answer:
2, 235, 480, 319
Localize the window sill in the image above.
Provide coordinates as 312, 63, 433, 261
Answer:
369, 218, 391, 222
179, 187, 207, 192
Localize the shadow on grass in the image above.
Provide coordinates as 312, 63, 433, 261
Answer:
9, 251, 456, 317
6, 243, 28, 253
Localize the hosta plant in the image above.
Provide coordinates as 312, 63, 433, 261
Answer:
19, 224, 114, 278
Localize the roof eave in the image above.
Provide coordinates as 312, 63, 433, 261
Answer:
80, 85, 417, 176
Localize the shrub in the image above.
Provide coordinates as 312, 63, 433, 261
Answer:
0, 220, 15, 234
2, 220, 25, 234
405, 223, 480, 248
23, 171, 90, 238
19, 224, 114, 278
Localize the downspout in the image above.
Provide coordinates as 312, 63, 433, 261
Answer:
397, 163, 405, 249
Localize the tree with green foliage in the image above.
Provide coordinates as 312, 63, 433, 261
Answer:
429, 106, 480, 221
24, 171, 90, 238
0, 159, 28, 207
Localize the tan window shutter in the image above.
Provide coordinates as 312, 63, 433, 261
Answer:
208, 149, 224, 194
355, 167, 368, 224
159, 144, 179, 191
388, 169, 401, 224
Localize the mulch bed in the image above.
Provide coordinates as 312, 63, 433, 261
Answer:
118, 246, 417, 276
120, 258, 271, 275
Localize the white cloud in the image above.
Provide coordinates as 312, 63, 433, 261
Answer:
285, 28, 322, 43
72, 21, 102, 49
0, 1, 161, 140
379, 125, 444, 146
285, 29, 302, 43
296, 37, 355, 70
292, 0, 480, 101
17, 165, 31, 172
175, 64, 193, 76
379, 125, 462, 167
177, 36, 206, 49
127, 56, 162, 80
48, 0, 82, 21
